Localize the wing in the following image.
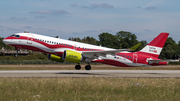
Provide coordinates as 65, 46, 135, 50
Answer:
82, 49, 131, 61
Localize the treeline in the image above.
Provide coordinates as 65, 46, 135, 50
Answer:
0, 31, 180, 60
69, 31, 180, 59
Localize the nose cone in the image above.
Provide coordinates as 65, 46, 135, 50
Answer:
3, 38, 10, 44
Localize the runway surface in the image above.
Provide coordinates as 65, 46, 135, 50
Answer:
0, 70, 180, 78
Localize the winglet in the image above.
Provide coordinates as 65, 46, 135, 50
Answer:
129, 43, 141, 51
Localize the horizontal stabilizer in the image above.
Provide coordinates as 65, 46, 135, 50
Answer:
148, 59, 179, 64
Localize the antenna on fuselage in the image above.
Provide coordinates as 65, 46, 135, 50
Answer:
24, 31, 29, 33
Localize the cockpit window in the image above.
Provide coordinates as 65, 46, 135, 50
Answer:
10, 34, 15, 37
15, 35, 20, 38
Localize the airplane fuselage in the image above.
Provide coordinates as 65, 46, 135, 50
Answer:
3, 33, 168, 67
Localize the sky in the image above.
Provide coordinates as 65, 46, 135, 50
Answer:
0, 0, 180, 43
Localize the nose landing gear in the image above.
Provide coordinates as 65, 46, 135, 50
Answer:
14, 50, 18, 57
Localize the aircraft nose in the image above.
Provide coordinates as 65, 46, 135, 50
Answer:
3, 38, 10, 44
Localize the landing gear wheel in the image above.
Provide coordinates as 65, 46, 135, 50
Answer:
75, 65, 81, 70
14, 54, 18, 58
85, 65, 91, 70
14, 49, 18, 58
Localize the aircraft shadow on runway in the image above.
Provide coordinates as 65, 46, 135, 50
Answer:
54, 72, 165, 75
54, 72, 109, 75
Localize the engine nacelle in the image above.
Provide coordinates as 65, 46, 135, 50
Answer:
47, 54, 64, 62
63, 50, 82, 63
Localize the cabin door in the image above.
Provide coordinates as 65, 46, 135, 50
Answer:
74, 44, 77, 50
133, 54, 138, 63
27, 34, 33, 44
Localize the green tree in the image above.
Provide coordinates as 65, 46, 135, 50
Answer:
82, 36, 97, 45
159, 37, 178, 59
68, 37, 82, 42
115, 31, 139, 48
136, 40, 147, 51
68, 36, 97, 45
178, 41, 180, 47
98, 33, 119, 48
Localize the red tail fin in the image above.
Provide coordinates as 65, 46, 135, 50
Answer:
148, 32, 169, 48
138, 32, 169, 58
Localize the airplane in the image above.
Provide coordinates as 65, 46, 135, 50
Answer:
3, 32, 178, 70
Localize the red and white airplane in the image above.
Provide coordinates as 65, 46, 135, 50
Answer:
3, 32, 178, 70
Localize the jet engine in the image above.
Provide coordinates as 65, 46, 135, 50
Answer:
47, 54, 64, 62
63, 50, 82, 63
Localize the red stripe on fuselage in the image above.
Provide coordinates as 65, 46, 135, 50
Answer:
103, 59, 133, 67
4, 36, 105, 52
10, 44, 64, 57
136, 51, 159, 58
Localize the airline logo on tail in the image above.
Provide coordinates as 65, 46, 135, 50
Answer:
149, 46, 157, 53
138, 32, 169, 58
140, 45, 162, 55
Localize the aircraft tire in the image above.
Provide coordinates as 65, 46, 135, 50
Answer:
75, 65, 81, 70
85, 65, 91, 70
14, 54, 18, 58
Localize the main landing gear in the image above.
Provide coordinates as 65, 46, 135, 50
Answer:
75, 64, 81, 70
75, 64, 91, 70
85, 65, 91, 70
14, 50, 18, 57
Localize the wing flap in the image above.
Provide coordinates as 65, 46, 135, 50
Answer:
82, 49, 131, 60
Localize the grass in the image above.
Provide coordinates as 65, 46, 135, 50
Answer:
0, 78, 180, 101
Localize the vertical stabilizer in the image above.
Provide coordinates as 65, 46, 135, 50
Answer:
138, 32, 169, 58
